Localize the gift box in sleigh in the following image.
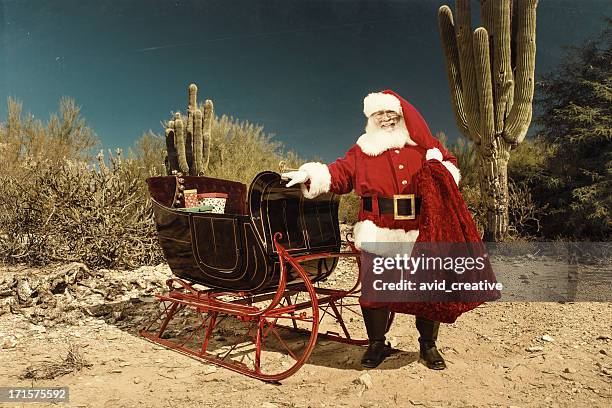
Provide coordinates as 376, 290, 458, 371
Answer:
140, 171, 374, 382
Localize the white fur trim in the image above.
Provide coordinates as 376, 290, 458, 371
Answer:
426, 148, 461, 185
356, 117, 416, 156
363, 92, 402, 118
298, 162, 331, 199
425, 148, 443, 162
353, 219, 419, 257
442, 160, 461, 186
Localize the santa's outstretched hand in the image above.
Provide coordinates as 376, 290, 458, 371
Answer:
281, 170, 309, 187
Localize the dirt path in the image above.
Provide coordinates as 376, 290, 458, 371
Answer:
0, 264, 610, 408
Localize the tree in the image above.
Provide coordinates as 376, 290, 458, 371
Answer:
535, 18, 611, 240
438, 0, 538, 242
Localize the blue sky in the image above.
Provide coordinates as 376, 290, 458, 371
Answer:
1, 0, 610, 162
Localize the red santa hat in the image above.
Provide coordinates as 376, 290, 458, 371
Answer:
363, 90, 438, 150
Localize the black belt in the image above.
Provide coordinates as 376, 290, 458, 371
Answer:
362, 195, 421, 220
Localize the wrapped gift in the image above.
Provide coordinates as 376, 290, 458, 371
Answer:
177, 204, 215, 213
184, 189, 199, 208
197, 192, 228, 214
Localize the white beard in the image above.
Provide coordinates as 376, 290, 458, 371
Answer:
356, 117, 417, 156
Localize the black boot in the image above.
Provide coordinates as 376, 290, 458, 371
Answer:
415, 316, 446, 370
361, 306, 391, 368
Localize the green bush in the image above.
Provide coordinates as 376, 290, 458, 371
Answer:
534, 20, 611, 240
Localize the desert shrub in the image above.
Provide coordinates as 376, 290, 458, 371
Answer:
205, 115, 302, 184
0, 98, 163, 268
1, 97, 97, 170
129, 130, 167, 178
507, 180, 548, 240
449, 138, 481, 189
507, 137, 551, 183
338, 192, 360, 225
445, 135, 550, 240
0, 151, 164, 268
458, 184, 487, 237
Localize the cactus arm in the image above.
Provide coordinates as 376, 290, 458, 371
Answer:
187, 85, 196, 167
480, 0, 494, 41
174, 112, 189, 173
455, 0, 482, 140
185, 116, 193, 173
187, 83, 197, 141
473, 28, 495, 145
185, 123, 194, 175
188, 83, 197, 111
508, 0, 517, 110
192, 109, 203, 175
165, 126, 180, 173
202, 99, 214, 172
438, 6, 471, 140
479, 0, 495, 93
187, 107, 194, 140
503, 0, 538, 146
184, 84, 197, 174
492, 0, 514, 136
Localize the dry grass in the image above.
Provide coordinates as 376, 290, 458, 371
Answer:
20, 343, 92, 380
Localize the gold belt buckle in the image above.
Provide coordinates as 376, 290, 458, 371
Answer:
393, 194, 416, 220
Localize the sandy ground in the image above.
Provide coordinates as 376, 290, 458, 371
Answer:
0, 261, 610, 408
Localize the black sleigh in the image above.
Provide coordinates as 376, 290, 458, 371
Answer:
141, 172, 367, 382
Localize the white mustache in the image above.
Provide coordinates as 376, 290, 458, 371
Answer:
380, 120, 397, 127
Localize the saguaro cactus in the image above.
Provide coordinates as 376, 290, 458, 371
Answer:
438, 0, 538, 241
165, 83, 214, 176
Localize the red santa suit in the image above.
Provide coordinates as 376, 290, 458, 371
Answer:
298, 90, 461, 252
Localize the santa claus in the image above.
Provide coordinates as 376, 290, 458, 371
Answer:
282, 90, 461, 370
